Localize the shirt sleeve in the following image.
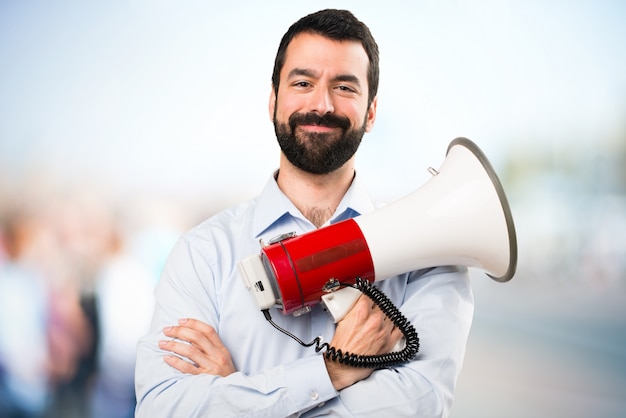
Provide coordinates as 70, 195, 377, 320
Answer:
134, 237, 339, 418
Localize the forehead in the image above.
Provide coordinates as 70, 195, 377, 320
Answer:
281, 32, 369, 82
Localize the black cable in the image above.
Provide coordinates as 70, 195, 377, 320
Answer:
262, 277, 419, 369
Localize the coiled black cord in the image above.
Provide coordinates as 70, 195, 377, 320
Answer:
262, 277, 419, 369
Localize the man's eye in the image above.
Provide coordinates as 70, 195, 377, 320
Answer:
294, 81, 311, 88
337, 85, 356, 93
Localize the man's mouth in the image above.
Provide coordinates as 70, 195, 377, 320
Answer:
297, 124, 339, 133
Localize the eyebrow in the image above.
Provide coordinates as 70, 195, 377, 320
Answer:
287, 68, 362, 88
287, 68, 317, 80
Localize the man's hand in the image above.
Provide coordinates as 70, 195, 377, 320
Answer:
325, 294, 403, 391
159, 318, 236, 377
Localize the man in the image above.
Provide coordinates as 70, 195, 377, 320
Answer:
135, 9, 474, 417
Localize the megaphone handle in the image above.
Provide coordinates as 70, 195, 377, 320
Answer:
321, 287, 363, 323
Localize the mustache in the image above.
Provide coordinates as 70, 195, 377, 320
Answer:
288, 112, 351, 131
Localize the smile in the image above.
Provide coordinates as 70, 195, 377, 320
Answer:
297, 124, 339, 133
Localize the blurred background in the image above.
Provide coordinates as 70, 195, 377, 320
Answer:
0, 1, 624, 417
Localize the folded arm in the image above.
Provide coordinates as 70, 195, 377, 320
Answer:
159, 294, 403, 391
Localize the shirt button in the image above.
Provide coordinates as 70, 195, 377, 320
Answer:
310, 391, 319, 401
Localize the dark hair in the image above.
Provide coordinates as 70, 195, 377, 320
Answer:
271, 9, 379, 106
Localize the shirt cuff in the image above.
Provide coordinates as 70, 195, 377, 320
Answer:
283, 353, 337, 411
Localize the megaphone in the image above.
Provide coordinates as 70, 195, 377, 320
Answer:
239, 137, 517, 323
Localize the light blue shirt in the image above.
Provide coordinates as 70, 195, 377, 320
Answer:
135, 174, 474, 417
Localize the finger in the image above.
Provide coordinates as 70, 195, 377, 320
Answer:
178, 318, 225, 348
163, 325, 212, 353
163, 354, 200, 375
164, 319, 224, 350
159, 339, 203, 363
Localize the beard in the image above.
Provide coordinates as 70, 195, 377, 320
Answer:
273, 110, 367, 175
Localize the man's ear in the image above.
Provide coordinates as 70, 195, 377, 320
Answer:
365, 96, 378, 132
268, 86, 276, 121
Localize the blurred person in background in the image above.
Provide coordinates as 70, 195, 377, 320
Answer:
0, 211, 50, 417
42, 198, 104, 417
90, 226, 154, 418
90, 210, 180, 418
0, 208, 93, 418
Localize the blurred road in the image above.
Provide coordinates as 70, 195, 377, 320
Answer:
452, 272, 626, 417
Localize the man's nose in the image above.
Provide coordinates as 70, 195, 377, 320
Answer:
308, 86, 334, 115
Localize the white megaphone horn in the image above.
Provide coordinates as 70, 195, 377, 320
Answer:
239, 137, 518, 322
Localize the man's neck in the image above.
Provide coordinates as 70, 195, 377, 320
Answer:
276, 158, 355, 228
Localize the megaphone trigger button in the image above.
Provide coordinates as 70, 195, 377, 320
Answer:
322, 278, 341, 292
427, 167, 440, 176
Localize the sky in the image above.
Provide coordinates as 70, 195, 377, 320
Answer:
1, 0, 625, 207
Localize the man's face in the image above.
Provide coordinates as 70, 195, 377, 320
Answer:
270, 32, 377, 175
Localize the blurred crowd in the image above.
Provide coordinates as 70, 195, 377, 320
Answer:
0, 191, 185, 418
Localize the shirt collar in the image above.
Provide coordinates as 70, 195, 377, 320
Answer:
252, 170, 377, 239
